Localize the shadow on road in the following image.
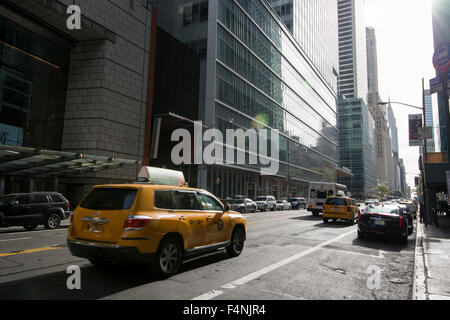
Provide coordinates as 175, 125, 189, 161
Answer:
289, 215, 322, 222
351, 234, 411, 252
0, 251, 230, 300
313, 222, 355, 229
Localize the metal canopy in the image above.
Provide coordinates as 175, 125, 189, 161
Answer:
0, 145, 140, 178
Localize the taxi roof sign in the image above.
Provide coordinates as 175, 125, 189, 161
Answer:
137, 166, 186, 187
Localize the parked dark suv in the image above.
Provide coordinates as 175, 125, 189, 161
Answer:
0, 192, 70, 231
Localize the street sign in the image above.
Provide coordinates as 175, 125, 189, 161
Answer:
409, 114, 423, 146
433, 43, 450, 72
418, 126, 433, 140
429, 71, 450, 94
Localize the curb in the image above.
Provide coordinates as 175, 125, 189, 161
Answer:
412, 221, 427, 300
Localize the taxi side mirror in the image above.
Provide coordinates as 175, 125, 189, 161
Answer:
224, 204, 231, 212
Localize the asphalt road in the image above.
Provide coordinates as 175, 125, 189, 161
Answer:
0, 209, 415, 300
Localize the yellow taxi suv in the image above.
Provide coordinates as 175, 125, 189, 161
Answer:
67, 167, 247, 277
322, 196, 360, 225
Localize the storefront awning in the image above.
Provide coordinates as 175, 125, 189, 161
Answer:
0, 145, 140, 178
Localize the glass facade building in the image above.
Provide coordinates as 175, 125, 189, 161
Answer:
337, 0, 367, 103
0, 16, 71, 150
338, 98, 378, 199
153, 0, 341, 199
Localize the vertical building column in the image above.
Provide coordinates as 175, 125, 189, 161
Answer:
54, 177, 59, 192
29, 178, 34, 193
0, 176, 5, 196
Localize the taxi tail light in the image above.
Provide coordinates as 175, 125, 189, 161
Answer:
124, 216, 151, 231
347, 206, 351, 213
399, 217, 403, 228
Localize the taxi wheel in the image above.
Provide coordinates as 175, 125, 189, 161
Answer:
323, 218, 329, 224
44, 213, 61, 230
154, 238, 182, 277
23, 224, 38, 231
226, 227, 245, 257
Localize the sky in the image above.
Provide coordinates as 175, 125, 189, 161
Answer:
364, 0, 437, 191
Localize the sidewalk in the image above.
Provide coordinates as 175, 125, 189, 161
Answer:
414, 214, 450, 300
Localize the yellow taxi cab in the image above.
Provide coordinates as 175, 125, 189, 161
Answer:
67, 167, 247, 277
322, 196, 360, 225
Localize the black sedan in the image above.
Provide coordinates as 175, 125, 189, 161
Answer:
358, 204, 409, 244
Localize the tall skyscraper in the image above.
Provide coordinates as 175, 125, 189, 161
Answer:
151, 0, 346, 199
387, 101, 399, 158
366, 27, 396, 191
337, 0, 368, 103
269, 0, 339, 93
338, 98, 378, 199
337, 0, 378, 198
387, 100, 401, 191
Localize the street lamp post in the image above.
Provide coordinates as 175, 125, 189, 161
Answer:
378, 95, 430, 225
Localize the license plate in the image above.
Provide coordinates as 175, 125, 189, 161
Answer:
374, 220, 385, 226
88, 222, 104, 233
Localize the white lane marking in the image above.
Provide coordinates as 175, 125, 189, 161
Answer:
0, 237, 31, 242
319, 247, 386, 259
192, 290, 224, 301
192, 229, 356, 300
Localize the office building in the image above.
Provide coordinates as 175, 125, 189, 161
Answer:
337, 98, 378, 199
366, 27, 396, 191
337, 0, 378, 198
0, 0, 154, 205
151, 0, 349, 199
337, 0, 368, 103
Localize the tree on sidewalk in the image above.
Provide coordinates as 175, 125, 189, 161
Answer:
373, 185, 390, 200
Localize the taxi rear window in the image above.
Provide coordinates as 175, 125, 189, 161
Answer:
80, 188, 137, 210
325, 198, 348, 206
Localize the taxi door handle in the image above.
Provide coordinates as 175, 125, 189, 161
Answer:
206, 216, 213, 222
179, 216, 186, 221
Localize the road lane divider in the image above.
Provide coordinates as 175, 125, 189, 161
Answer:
0, 237, 32, 242
192, 228, 357, 300
0, 246, 62, 257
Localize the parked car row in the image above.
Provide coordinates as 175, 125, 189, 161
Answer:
223, 196, 308, 213
321, 195, 415, 245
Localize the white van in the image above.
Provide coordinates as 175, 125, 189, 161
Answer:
307, 182, 348, 216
